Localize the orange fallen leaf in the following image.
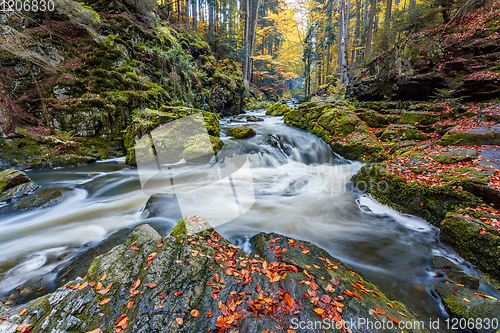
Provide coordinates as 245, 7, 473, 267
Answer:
314, 308, 324, 315
176, 318, 183, 325
85, 329, 103, 333
130, 246, 139, 250
126, 302, 133, 309
463, 298, 470, 302
19, 309, 27, 316
134, 279, 141, 289
78, 282, 88, 290
326, 283, 335, 293
16, 324, 31, 332
373, 308, 386, 315
175, 291, 183, 297
100, 274, 106, 281
386, 302, 393, 308
96, 282, 102, 291
190, 309, 199, 317
147, 283, 157, 288
99, 298, 111, 305
89, 281, 96, 287
387, 315, 399, 324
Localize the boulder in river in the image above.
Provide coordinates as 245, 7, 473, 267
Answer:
227, 126, 256, 139
0, 190, 63, 214
266, 102, 291, 116
0, 169, 38, 202
0, 216, 428, 332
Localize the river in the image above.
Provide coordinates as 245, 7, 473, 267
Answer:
0, 109, 494, 331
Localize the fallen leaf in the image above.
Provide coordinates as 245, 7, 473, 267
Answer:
100, 274, 106, 281
176, 318, 183, 325
78, 282, 88, 290
99, 298, 111, 305
191, 309, 199, 317
16, 324, 31, 332
373, 308, 386, 315
19, 309, 27, 316
326, 283, 335, 293
85, 329, 103, 333
387, 315, 399, 324
126, 302, 133, 309
314, 308, 324, 315
463, 298, 470, 302
134, 279, 141, 289
147, 283, 157, 288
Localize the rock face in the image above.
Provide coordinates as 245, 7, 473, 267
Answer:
0, 190, 63, 214
0, 217, 427, 333
226, 126, 257, 139
346, 4, 500, 101
439, 124, 500, 146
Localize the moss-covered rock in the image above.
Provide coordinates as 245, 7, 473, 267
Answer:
439, 124, 500, 146
440, 213, 500, 278
265, 102, 290, 116
356, 110, 389, 128
398, 112, 438, 126
380, 124, 430, 142
0, 182, 39, 202
285, 102, 386, 162
0, 217, 428, 333
433, 282, 500, 332
429, 148, 478, 164
0, 190, 63, 214
350, 165, 484, 226
226, 126, 256, 139
0, 169, 31, 193
124, 107, 221, 166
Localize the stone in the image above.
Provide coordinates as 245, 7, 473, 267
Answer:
0, 169, 31, 193
265, 102, 290, 116
226, 126, 256, 139
439, 124, 500, 146
0, 182, 39, 202
0, 217, 428, 333
0, 190, 63, 214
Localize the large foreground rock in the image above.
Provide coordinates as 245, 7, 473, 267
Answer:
0, 217, 427, 333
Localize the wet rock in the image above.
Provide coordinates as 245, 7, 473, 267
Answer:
440, 213, 500, 279
356, 110, 389, 128
245, 116, 263, 122
124, 107, 221, 166
0, 169, 31, 193
430, 256, 479, 290
266, 102, 290, 116
285, 102, 386, 162
0, 182, 39, 202
0, 190, 63, 214
0, 217, 427, 333
433, 282, 499, 333
226, 126, 256, 139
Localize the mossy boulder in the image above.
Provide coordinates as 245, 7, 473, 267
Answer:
356, 110, 389, 128
285, 102, 386, 162
380, 124, 430, 142
350, 165, 484, 226
265, 102, 290, 116
429, 148, 478, 164
0, 190, 63, 214
439, 124, 500, 146
433, 282, 500, 332
0, 217, 428, 333
226, 126, 256, 139
0, 169, 31, 194
398, 112, 438, 126
124, 107, 220, 166
440, 213, 500, 278
0, 182, 39, 202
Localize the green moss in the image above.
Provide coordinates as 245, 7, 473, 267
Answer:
227, 126, 256, 139
266, 102, 290, 116
170, 218, 186, 237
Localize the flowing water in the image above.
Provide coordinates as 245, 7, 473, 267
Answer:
0, 109, 497, 331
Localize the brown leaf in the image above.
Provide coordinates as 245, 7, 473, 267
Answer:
175, 291, 183, 297
115, 315, 128, 326
325, 283, 335, 293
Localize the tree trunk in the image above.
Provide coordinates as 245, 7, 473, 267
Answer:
383, 0, 392, 49
208, 0, 214, 42
192, 0, 197, 31
352, 0, 361, 66
364, 0, 376, 59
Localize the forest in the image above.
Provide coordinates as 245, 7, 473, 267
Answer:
0, 0, 500, 332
